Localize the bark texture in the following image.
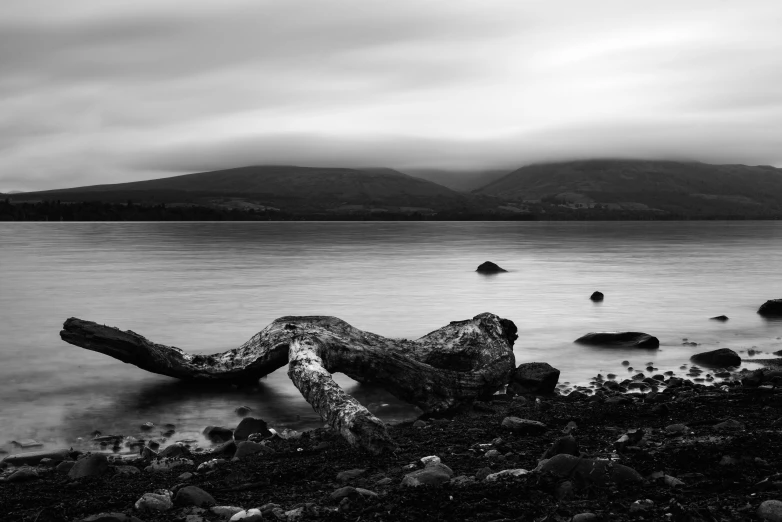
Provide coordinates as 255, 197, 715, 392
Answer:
61, 313, 517, 453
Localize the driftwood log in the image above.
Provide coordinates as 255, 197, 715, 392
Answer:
60, 313, 518, 453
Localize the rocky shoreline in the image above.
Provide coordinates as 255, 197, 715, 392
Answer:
2, 359, 782, 522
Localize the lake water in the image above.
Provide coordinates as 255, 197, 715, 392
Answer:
1, 221, 781, 453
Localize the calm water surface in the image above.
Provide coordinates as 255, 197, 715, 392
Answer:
1, 221, 781, 452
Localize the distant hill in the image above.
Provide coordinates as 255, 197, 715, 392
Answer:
12, 165, 482, 213
402, 168, 511, 192
475, 159, 782, 216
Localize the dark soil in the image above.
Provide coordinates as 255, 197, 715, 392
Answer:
2, 380, 782, 522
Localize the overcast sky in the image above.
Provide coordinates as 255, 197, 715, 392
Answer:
2, 0, 781, 191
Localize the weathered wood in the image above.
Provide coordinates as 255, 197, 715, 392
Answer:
61, 313, 517, 453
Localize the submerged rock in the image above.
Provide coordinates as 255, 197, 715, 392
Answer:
509, 362, 560, 394
575, 332, 659, 348
475, 261, 507, 274
690, 348, 741, 368
758, 299, 782, 317
203, 426, 234, 443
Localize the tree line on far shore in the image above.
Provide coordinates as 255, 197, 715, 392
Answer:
1, 198, 779, 222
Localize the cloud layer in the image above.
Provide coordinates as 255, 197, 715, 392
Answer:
2, 0, 781, 191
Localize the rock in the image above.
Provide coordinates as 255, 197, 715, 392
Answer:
572, 514, 598, 522
8, 468, 39, 482
202, 426, 233, 443
758, 299, 782, 317
484, 469, 529, 481
590, 291, 604, 301
713, 419, 745, 431
210, 506, 244, 518
2, 448, 71, 467
665, 424, 689, 435
413, 420, 427, 428
485, 449, 500, 458
174, 486, 215, 507
450, 475, 476, 487
542, 435, 579, 459
140, 422, 154, 431
476, 261, 507, 273
159, 444, 190, 459
229, 509, 262, 521
197, 458, 226, 471
501, 417, 547, 435
141, 447, 158, 460
710, 315, 729, 321
233, 441, 274, 460
56, 461, 75, 474
509, 362, 560, 394
114, 465, 140, 476
566, 390, 588, 400
420, 455, 440, 466
630, 499, 654, 512
69, 453, 109, 479
690, 348, 741, 368
145, 458, 193, 472
135, 490, 173, 512
536, 454, 642, 486
233, 417, 272, 441
663, 474, 685, 487
331, 486, 358, 501
575, 332, 659, 348
178, 472, 194, 480
337, 468, 367, 482
80, 513, 145, 522
401, 463, 454, 487
211, 440, 237, 458
758, 500, 782, 521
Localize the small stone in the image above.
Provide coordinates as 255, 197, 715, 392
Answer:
178, 472, 194, 480
501, 417, 547, 434
758, 500, 782, 521
8, 468, 39, 482
229, 508, 262, 521
197, 459, 226, 471
665, 424, 689, 435
233, 417, 272, 441
174, 486, 216, 507
56, 461, 75, 474
140, 422, 154, 431
572, 514, 598, 522
69, 453, 109, 479
337, 468, 367, 483
484, 469, 529, 481
80, 513, 145, 522
159, 444, 190, 459
413, 420, 427, 428
630, 499, 654, 512
475, 467, 493, 481
203, 426, 234, 443
331, 486, 358, 501
713, 419, 745, 431
135, 490, 173, 512
420, 455, 440, 466
485, 449, 500, 458
210, 506, 244, 518
401, 463, 453, 487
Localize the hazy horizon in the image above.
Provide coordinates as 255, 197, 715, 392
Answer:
2, 0, 782, 192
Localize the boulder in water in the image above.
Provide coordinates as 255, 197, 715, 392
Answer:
574, 332, 659, 348
758, 299, 782, 317
709, 315, 729, 321
509, 362, 560, 394
476, 261, 507, 274
589, 291, 604, 302
690, 348, 741, 368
